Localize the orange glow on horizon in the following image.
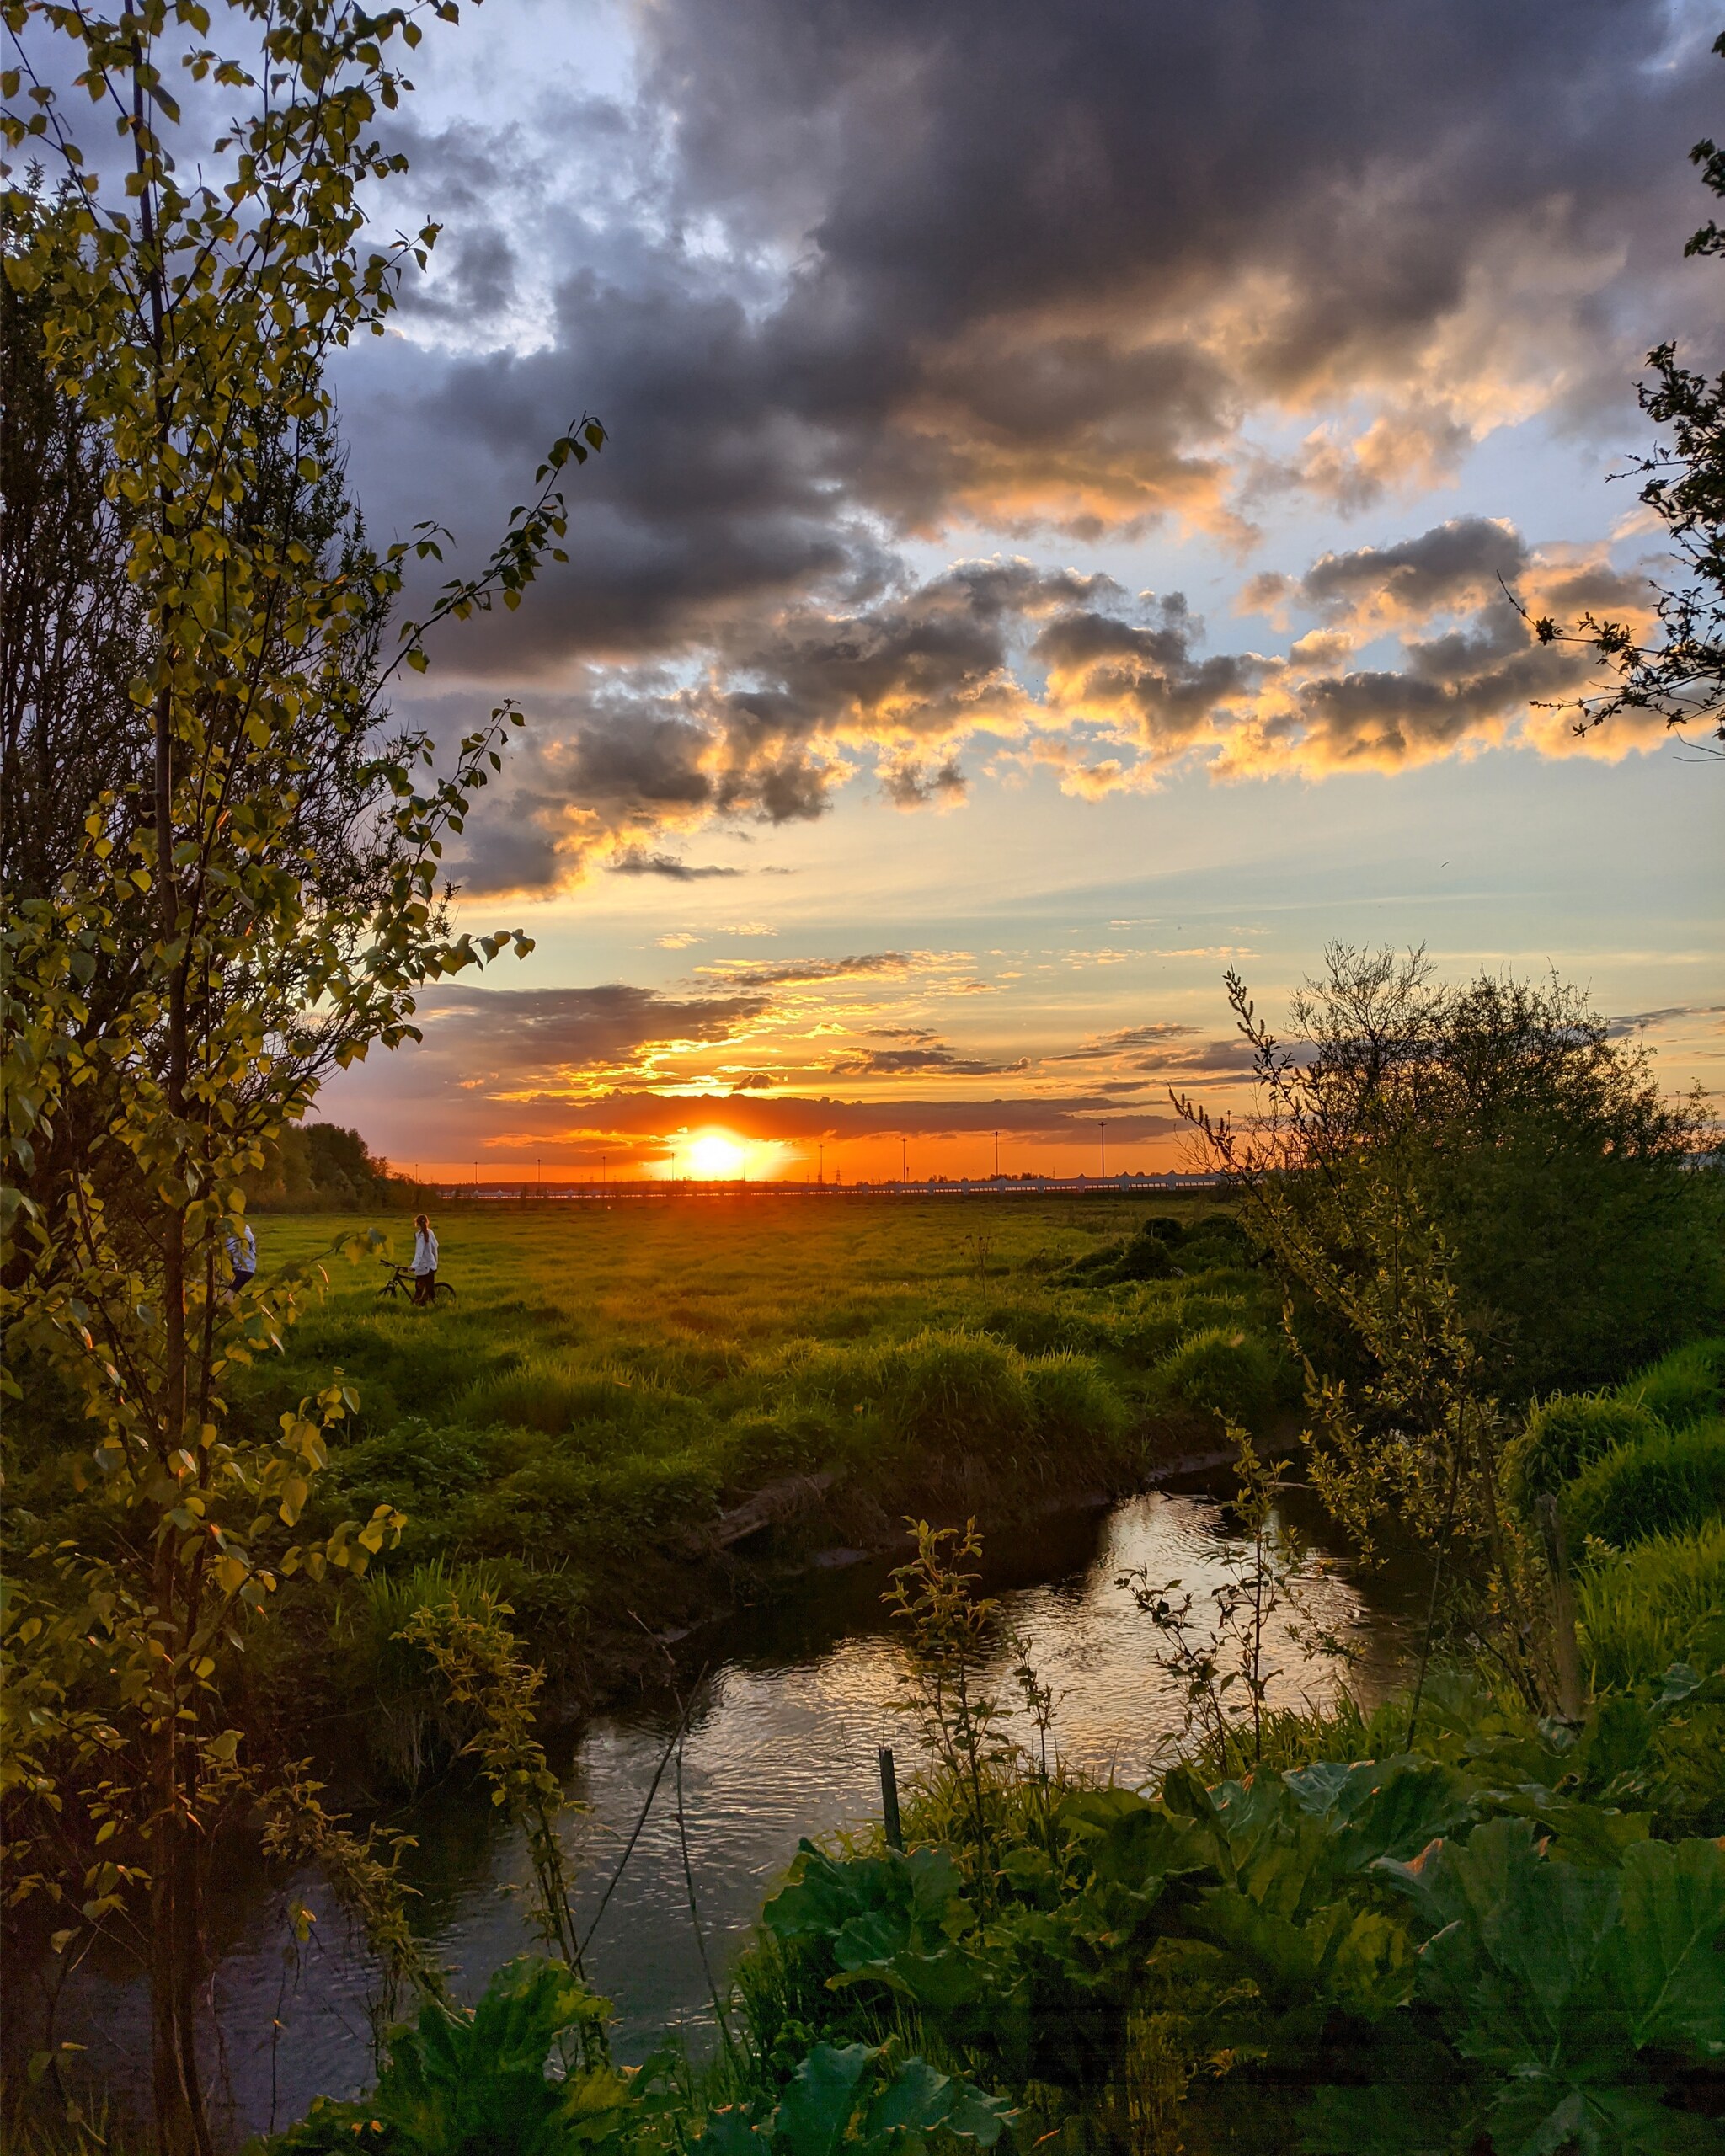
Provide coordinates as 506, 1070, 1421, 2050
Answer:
401, 1125, 1192, 1187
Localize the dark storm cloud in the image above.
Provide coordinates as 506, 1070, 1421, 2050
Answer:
330, 1, 1720, 886
405, 982, 769, 1081
351, 0, 1716, 678
1279, 657, 1552, 770
446, 560, 1108, 890
1297, 518, 1530, 620
1035, 598, 1272, 753
1217, 532, 1666, 775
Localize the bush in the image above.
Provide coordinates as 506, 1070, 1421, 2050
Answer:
874, 1330, 1033, 1460
1023, 1351, 1130, 1455
1562, 1418, 1725, 1550
1057, 1218, 1177, 1283
330, 1556, 508, 1785
1500, 1394, 1660, 1519
1621, 1334, 1725, 1431
1174, 1216, 1255, 1272
1057, 1214, 1254, 1287
722, 1405, 844, 1486
456, 1355, 651, 1438
328, 1417, 494, 1502
1575, 1518, 1725, 1689
1105, 1226, 1179, 1280
1149, 1326, 1284, 1432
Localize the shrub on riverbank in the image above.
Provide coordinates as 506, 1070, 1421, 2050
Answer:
1501, 1391, 1661, 1517
1143, 1322, 1292, 1433
1578, 1518, 1725, 1689
1562, 1417, 1725, 1550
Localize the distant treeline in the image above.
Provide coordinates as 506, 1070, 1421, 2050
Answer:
246, 1123, 432, 1212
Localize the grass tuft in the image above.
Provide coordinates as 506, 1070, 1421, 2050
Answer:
1619, 1334, 1725, 1432
1561, 1417, 1725, 1550
1575, 1518, 1725, 1689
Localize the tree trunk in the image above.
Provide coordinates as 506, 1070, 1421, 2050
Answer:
148, 1779, 208, 2155
136, 45, 206, 2126
149, 1539, 210, 2156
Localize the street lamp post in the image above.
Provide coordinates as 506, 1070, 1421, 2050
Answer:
1100, 1121, 1107, 1182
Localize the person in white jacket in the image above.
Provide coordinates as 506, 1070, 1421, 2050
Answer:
411, 1214, 440, 1306
226, 1221, 257, 1294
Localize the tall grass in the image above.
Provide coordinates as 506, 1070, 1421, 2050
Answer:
1146, 1325, 1288, 1430
328, 1556, 507, 1785
1561, 1417, 1725, 1550
1024, 1349, 1130, 1456
874, 1330, 1035, 1460
456, 1353, 660, 1438
1501, 1393, 1660, 1518
1620, 1335, 1725, 1431
1575, 1518, 1725, 1688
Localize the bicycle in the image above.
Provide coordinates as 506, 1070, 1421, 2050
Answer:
377, 1261, 456, 1304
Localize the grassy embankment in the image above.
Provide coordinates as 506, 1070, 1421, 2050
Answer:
209, 1196, 1291, 1748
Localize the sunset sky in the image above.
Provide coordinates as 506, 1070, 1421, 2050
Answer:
318, 0, 1724, 1181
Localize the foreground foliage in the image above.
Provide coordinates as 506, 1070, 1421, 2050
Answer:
0, 0, 601, 2141
263, 1953, 1012, 2156
275, 1652, 1725, 2156
751, 1748, 1725, 2154
724, 1543, 1725, 2156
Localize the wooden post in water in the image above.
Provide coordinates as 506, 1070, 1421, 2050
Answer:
879, 1745, 904, 1849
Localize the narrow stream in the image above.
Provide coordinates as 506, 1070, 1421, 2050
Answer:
17, 1481, 1419, 2143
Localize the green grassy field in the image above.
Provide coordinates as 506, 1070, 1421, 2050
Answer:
203, 1196, 1290, 1726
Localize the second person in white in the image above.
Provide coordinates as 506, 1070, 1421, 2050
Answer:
411, 1213, 440, 1306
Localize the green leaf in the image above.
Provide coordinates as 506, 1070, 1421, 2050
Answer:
1600, 1836, 1725, 2054
773, 2042, 878, 2156
699, 2109, 771, 2156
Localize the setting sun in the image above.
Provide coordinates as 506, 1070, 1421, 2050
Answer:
685, 1129, 748, 1179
